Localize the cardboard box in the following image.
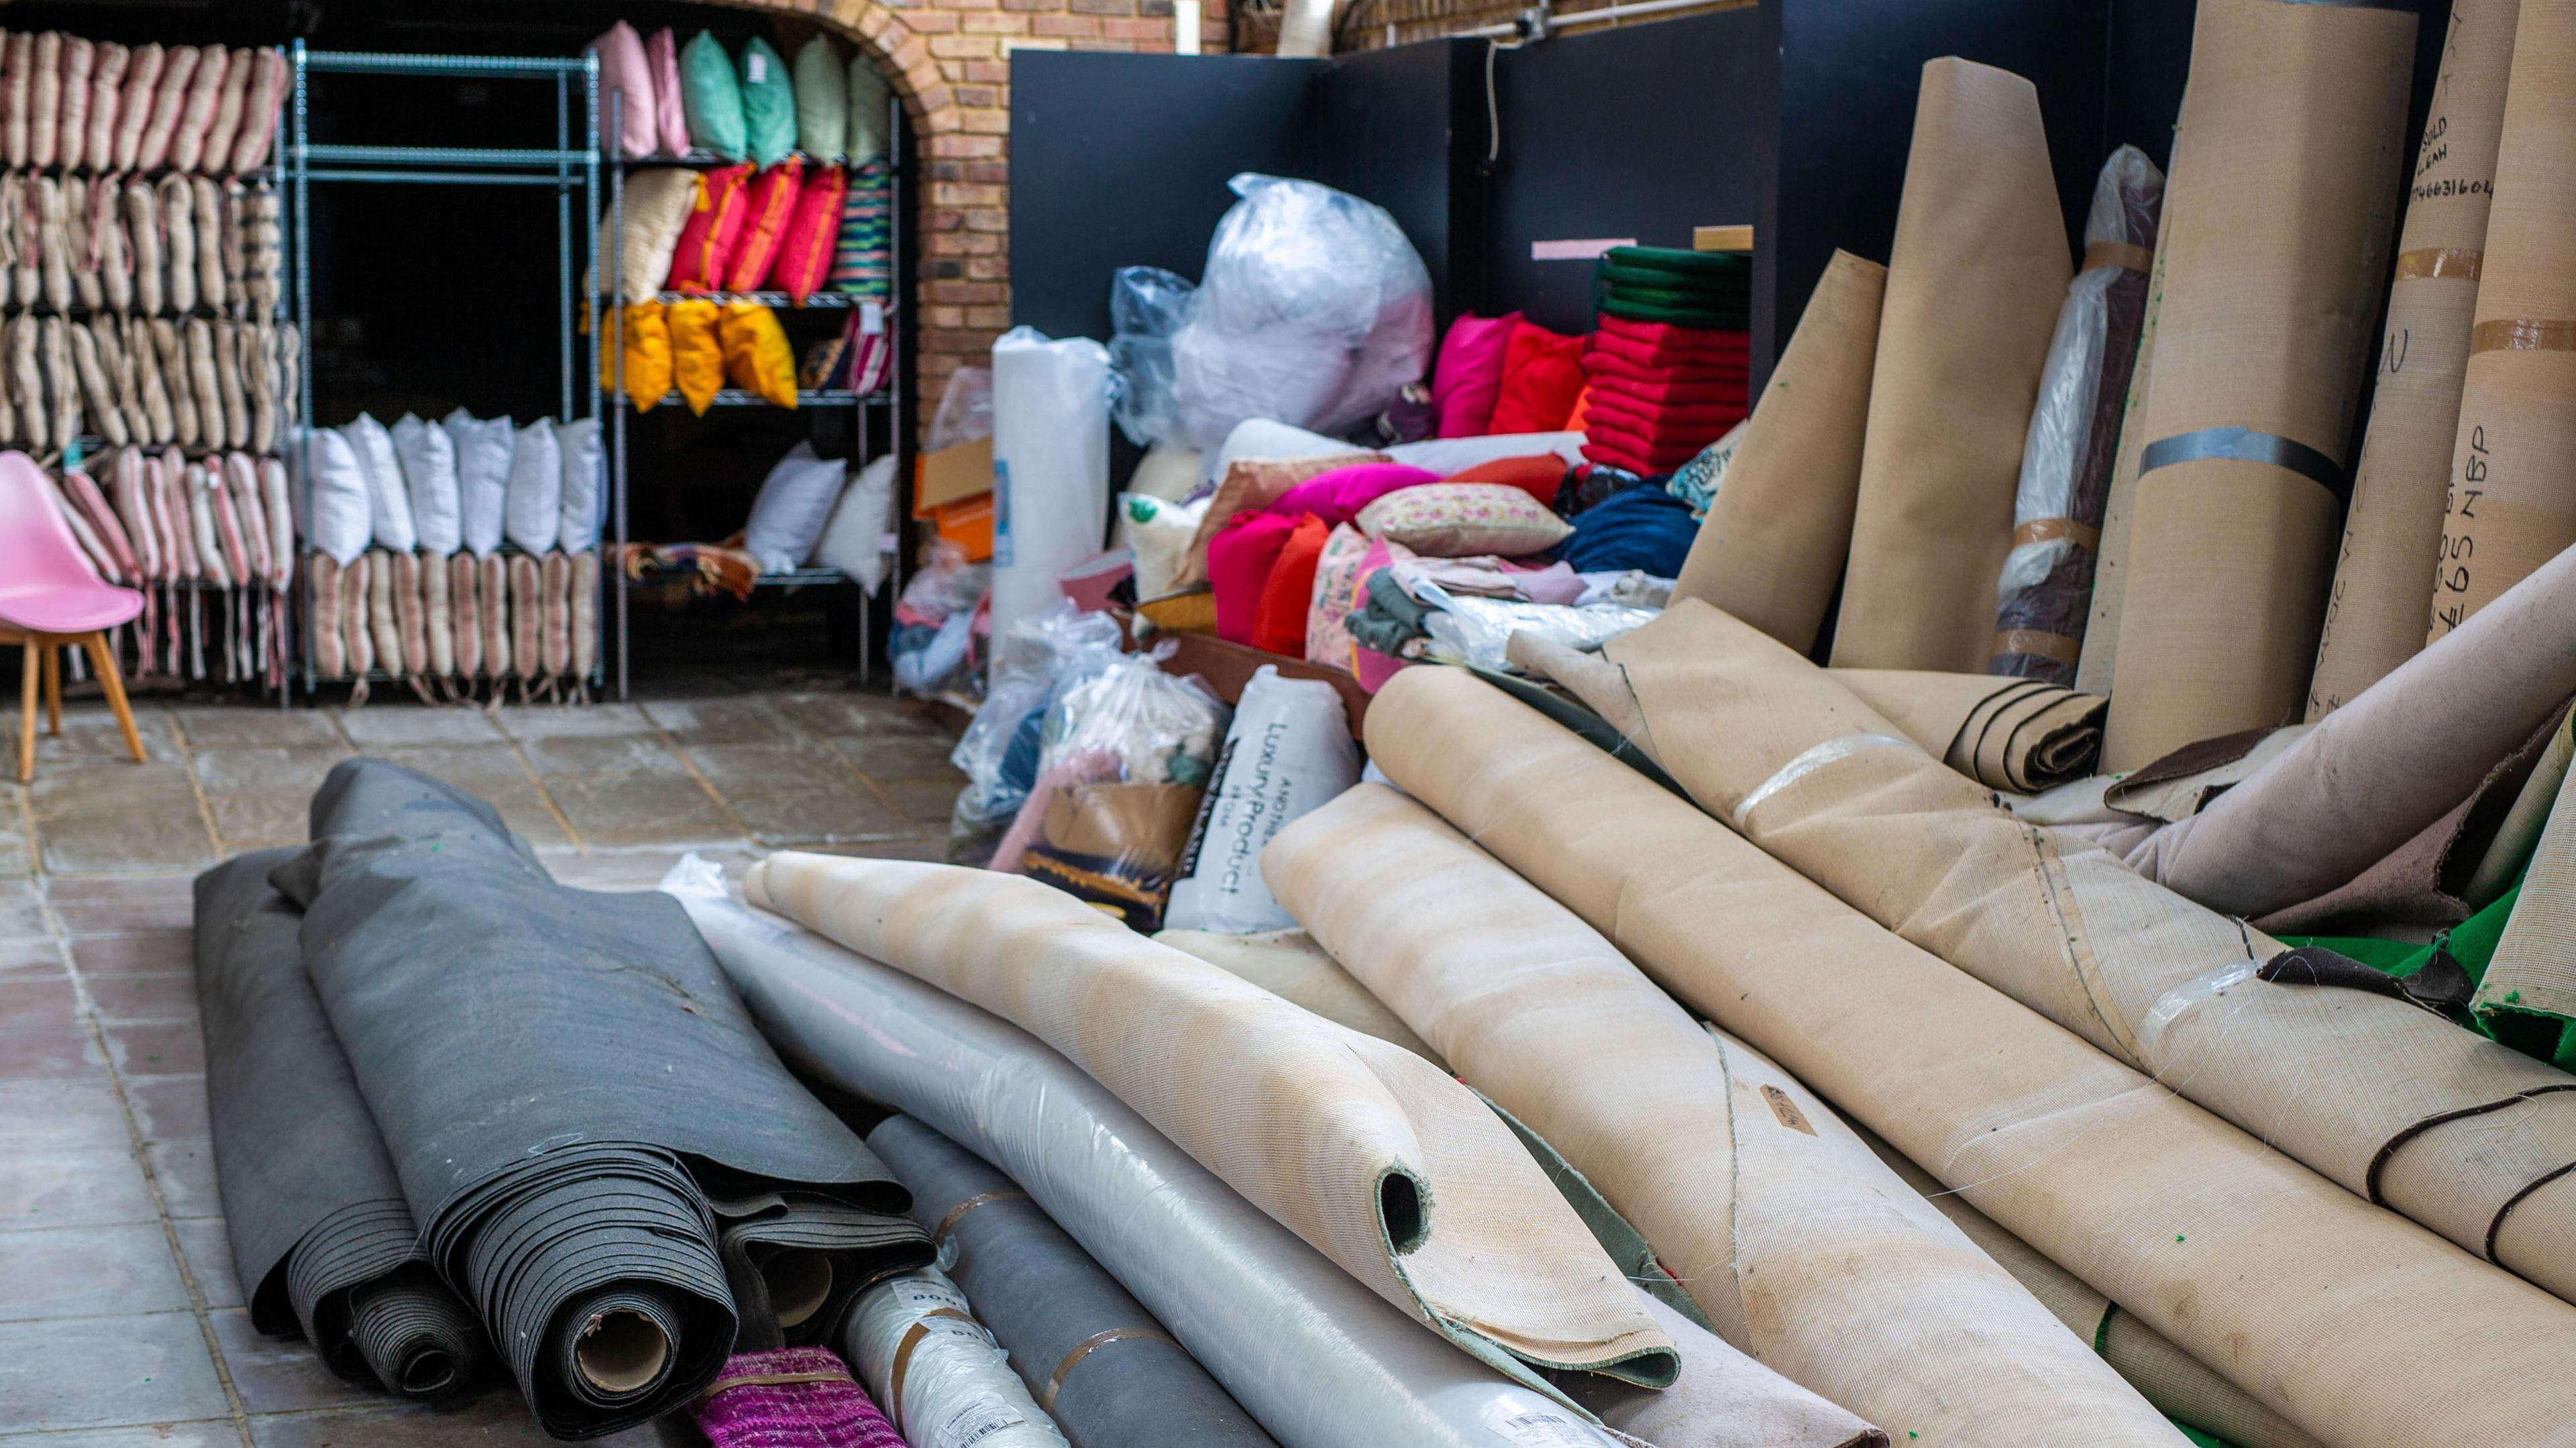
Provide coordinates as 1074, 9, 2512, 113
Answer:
914, 437, 994, 517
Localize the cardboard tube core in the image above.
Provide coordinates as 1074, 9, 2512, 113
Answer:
764, 1250, 835, 1329
576, 1309, 670, 1393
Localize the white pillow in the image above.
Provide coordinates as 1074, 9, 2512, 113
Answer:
294, 426, 370, 565
556, 416, 604, 552
814, 453, 895, 592
606, 168, 699, 300
339, 412, 415, 553
443, 406, 513, 557
743, 441, 844, 575
390, 412, 462, 556
504, 417, 561, 555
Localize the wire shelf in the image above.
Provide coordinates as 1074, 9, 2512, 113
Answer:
636, 389, 884, 408
653, 290, 869, 309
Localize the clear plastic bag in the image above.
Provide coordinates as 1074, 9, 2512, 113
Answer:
1041, 647, 1228, 787
926, 365, 994, 453
1414, 587, 1661, 674
1171, 174, 1434, 453
891, 540, 991, 700
947, 602, 1125, 861
1109, 266, 1195, 449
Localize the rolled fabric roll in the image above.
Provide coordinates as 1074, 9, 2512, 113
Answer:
866, 1115, 1279, 1448
1829, 667, 2105, 793
670, 871, 1638, 1448
2308, 0, 2522, 716
1364, 664, 2576, 1448
1266, 784, 2167, 1445
741, 852, 1677, 1398
2481, 767, 2576, 1055
1150, 927, 1442, 1066
1831, 58, 2069, 671
1533, 600, 2576, 1310
277, 761, 930, 1436
843, 1267, 1071, 1447
195, 849, 488, 1400
2102, 0, 2416, 768
2430, 0, 2576, 641
1671, 249, 1884, 654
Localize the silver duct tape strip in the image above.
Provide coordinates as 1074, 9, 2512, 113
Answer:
2139, 427, 2347, 497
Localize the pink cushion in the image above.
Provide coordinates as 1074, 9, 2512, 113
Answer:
1208, 511, 1299, 645
648, 30, 692, 157
1266, 461, 1441, 528
1430, 311, 1522, 439
592, 23, 659, 160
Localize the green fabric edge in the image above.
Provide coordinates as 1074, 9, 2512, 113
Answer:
2275, 878, 2576, 1070
1475, 1090, 1717, 1334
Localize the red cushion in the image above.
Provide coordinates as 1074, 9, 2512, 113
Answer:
766, 162, 848, 302
1430, 312, 1522, 438
1208, 511, 1299, 645
665, 164, 755, 291
724, 157, 806, 292
1443, 453, 1565, 508
1251, 514, 1330, 656
1487, 322, 1587, 434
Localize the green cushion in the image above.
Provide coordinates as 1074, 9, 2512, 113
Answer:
848, 54, 893, 167
678, 31, 747, 161
739, 37, 798, 166
793, 38, 849, 162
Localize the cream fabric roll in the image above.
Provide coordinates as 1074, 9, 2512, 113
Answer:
1151, 928, 1443, 1067
1829, 667, 2104, 792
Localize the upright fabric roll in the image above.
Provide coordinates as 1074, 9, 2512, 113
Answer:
669, 874, 1636, 1448
2076, 227, 2171, 693
280, 762, 928, 1437
2308, 0, 2522, 716
990, 328, 1111, 645
2103, 0, 2416, 767
195, 849, 486, 1402
2481, 770, 2576, 1051
1364, 665, 2576, 1448
1544, 602, 2576, 1309
1829, 667, 2105, 793
2430, 0, 2576, 641
1671, 250, 1884, 654
866, 1115, 1279, 1448
1151, 927, 1443, 1066
1831, 58, 2070, 671
740, 853, 1676, 1398
1267, 785, 2180, 1446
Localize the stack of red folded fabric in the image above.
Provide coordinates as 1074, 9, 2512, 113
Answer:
1578, 317, 1752, 476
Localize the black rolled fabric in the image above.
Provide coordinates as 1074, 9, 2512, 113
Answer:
865, 1115, 1280, 1448
194, 849, 488, 1400
704, 1184, 936, 1352
278, 759, 930, 1438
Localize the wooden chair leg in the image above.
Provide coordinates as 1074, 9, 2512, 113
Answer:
80, 634, 144, 765
40, 641, 58, 736
16, 640, 36, 784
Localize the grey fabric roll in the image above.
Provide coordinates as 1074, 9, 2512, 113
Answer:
274, 761, 930, 1437
194, 849, 487, 1401
866, 1114, 1280, 1448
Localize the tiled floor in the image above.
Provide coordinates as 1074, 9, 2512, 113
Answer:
0, 689, 966, 1444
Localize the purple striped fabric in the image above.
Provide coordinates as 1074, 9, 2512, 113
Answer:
692, 1347, 910, 1448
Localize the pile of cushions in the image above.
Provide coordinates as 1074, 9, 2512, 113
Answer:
0, 36, 287, 177
1579, 247, 1752, 477
591, 25, 890, 168
611, 158, 851, 306
603, 296, 800, 413
1426, 312, 1586, 438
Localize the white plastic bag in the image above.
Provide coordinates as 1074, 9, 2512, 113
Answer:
292, 426, 372, 565
339, 412, 415, 553
989, 326, 1111, 645
892, 541, 991, 699
442, 406, 513, 558
1108, 264, 1193, 449
1165, 665, 1358, 932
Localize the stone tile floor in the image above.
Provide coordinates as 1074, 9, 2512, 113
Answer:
0, 689, 967, 1445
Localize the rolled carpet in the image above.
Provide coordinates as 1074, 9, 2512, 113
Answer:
1266, 785, 2182, 1445
667, 869, 1642, 1448
1151, 927, 1444, 1066
1366, 665, 2576, 1448
2102, 0, 2416, 767
278, 761, 929, 1437
842, 1267, 1071, 1447
2306, 0, 2522, 716
1538, 602, 2576, 1309
195, 849, 484, 1400
740, 852, 1676, 1396
1829, 667, 2105, 792
865, 1114, 1279, 1447
2074, 221, 2169, 694
1670, 249, 1884, 655
1831, 57, 2070, 671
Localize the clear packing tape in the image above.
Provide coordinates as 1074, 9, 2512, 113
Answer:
843, 1268, 1069, 1448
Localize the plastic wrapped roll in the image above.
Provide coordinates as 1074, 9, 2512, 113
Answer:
1670, 250, 1884, 654
989, 327, 1110, 645
742, 852, 1674, 1397
843, 1268, 1069, 1448
1831, 58, 2070, 671
2306, 0, 2521, 715
195, 850, 486, 1400
865, 1117, 1278, 1447
670, 870, 1635, 1448
1990, 146, 2163, 681
2102, 0, 2415, 767
278, 762, 930, 1436
2428, 0, 2576, 642
1365, 665, 2576, 1448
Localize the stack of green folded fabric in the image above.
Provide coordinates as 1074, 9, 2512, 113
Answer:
1593, 245, 1751, 329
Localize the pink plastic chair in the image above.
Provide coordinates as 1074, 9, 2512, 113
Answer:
0, 451, 146, 781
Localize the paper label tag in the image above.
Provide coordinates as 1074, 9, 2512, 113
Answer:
1761, 1083, 1817, 1135
991, 458, 1012, 565
861, 300, 886, 335
926, 1394, 1030, 1448
745, 52, 767, 84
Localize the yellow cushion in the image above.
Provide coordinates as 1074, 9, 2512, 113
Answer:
667, 297, 724, 415
719, 301, 798, 409
601, 300, 674, 413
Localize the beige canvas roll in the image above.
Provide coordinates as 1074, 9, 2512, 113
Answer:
1537, 601, 2576, 1305
1672, 250, 1884, 654
1829, 668, 2104, 792
1267, 784, 2185, 1445
1366, 666, 2576, 1448
1151, 927, 1444, 1067
2102, 0, 2416, 768
1830, 58, 2068, 672
2309, 0, 2523, 716
2477, 764, 2576, 1030
2076, 231, 2171, 693
740, 854, 1676, 1396
2430, 0, 2576, 640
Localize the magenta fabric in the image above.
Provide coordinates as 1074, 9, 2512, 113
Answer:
1208, 511, 1299, 645
689, 1348, 906, 1448
1267, 462, 1443, 528
1430, 312, 1523, 439
0, 451, 144, 633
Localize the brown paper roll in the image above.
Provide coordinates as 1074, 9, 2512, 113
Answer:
1831, 58, 2070, 671
2430, 0, 2576, 641
2074, 231, 2170, 693
2308, 0, 2522, 717
2102, 0, 2415, 769
1671, 250, 1884, 654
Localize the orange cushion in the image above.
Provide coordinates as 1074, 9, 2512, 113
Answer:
724, 157, 806, 292
1252, 514, 1330, 656
1442, 453, 1566, 508
1487, 321, 1588, 434
665, 163, 754, 291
